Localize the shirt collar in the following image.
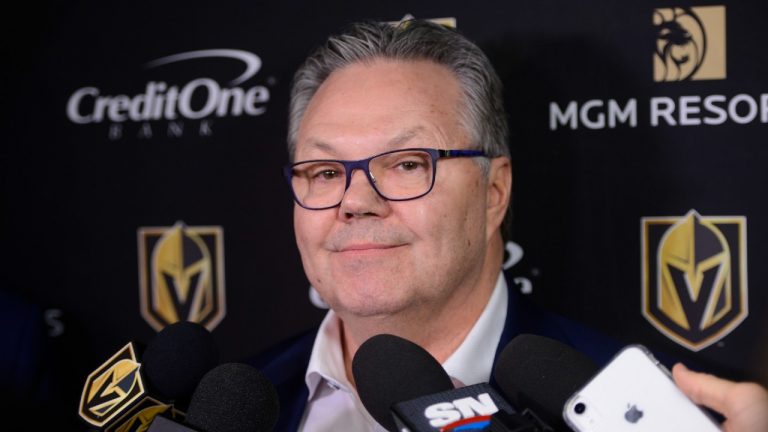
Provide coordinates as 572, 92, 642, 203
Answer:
305, 310, 351, 400
442, 272, 508, 386
304, 272, 509, 398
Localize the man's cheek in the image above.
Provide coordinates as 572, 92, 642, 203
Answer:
294, 213, 317, 246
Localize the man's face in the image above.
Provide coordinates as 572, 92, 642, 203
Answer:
293, 59, 496, 319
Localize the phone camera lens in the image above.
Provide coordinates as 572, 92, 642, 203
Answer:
574, 402, 586, 414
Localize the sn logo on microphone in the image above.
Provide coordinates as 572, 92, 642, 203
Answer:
424, 392, 498, 428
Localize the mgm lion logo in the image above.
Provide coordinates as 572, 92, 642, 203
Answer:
653, 6, 726, 82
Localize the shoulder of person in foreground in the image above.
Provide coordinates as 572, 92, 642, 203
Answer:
246, 327, 318, 432
499, 272, 624, 367
248, 327, 318, 385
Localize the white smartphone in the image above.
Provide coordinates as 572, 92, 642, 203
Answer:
563, 345, 721, 432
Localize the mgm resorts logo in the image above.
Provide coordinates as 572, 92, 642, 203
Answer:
548, 6, 768, 131
66, 49, 271, 141
654, 6, 726, 82
137, 222, 225, 331
641, 210, 747, 351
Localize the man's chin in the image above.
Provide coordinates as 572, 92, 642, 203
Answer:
331, 297, 409, 319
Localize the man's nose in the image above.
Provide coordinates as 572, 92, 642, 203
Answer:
338, 169, 389, 218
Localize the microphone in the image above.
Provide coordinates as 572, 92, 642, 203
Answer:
142, 321, 219, 409
78, 321, 218, 430
147, 416, 198, 432
494, 334, 599, 432
353, 334, 454, 431
184, 363, 280, 432
352, 334, 516, 432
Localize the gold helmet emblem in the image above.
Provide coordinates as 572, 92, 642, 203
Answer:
659, 212, 731, 331
138, 222, 226, 331
103, 395, 186, 432
79, 343, 146, 427
151, 224, 214, 324
86, 358, 141, 417
642, 210, 748, 351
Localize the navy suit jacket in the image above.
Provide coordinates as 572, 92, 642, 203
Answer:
250, 274, 622, 431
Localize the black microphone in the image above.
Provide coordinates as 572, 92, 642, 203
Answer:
78, 321, 218, 430
146, 363, 279, 432
353, 333, 453, 431
494, 334, 599, 432
182, 362, 279, 432
352, 334, 517, 432
142, 321, 219, 410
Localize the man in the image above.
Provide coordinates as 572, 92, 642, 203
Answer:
255, 20, 768, 431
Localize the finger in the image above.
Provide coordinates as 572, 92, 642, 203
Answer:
672, 362, 733, 413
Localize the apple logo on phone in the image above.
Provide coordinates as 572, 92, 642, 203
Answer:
625, 404, 644, 423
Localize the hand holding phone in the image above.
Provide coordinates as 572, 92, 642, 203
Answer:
563, 345, 720, 432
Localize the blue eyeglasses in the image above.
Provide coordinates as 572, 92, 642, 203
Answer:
283, 148, 487, 210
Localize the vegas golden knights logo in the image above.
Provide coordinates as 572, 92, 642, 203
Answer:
106, 397, 184, 432
641, 210, 747, 351
79, 343, 145, 427
653, 6, 726, 81
138, 222, 225, 331
110, 400, 170, 432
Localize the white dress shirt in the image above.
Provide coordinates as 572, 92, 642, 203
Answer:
298, 273, 509, 431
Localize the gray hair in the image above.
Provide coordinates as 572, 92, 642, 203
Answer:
288, 20, 510, 164
288, 20, 512, 237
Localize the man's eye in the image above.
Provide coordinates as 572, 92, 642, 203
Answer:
314, 169, 340, 180
397, 160, 427, 171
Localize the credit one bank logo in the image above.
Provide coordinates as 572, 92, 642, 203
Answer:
66, 49, 271, 140
548, 5, 767, 131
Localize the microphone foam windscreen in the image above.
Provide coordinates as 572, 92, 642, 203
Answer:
494, 334, 598, 429
186, 363, 279, 432
142, 321, 218, 402
352, 334, 454, 432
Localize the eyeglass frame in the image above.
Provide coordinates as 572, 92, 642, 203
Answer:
282, 147, 488, 210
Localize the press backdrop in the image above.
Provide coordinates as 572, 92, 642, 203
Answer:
2, 0, 766, 428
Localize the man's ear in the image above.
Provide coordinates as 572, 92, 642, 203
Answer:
485, 156, 512, 239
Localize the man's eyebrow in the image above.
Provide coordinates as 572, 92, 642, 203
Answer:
300, 126, 426, 158
387, 126, 425, 148
302, 139, 339, 157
